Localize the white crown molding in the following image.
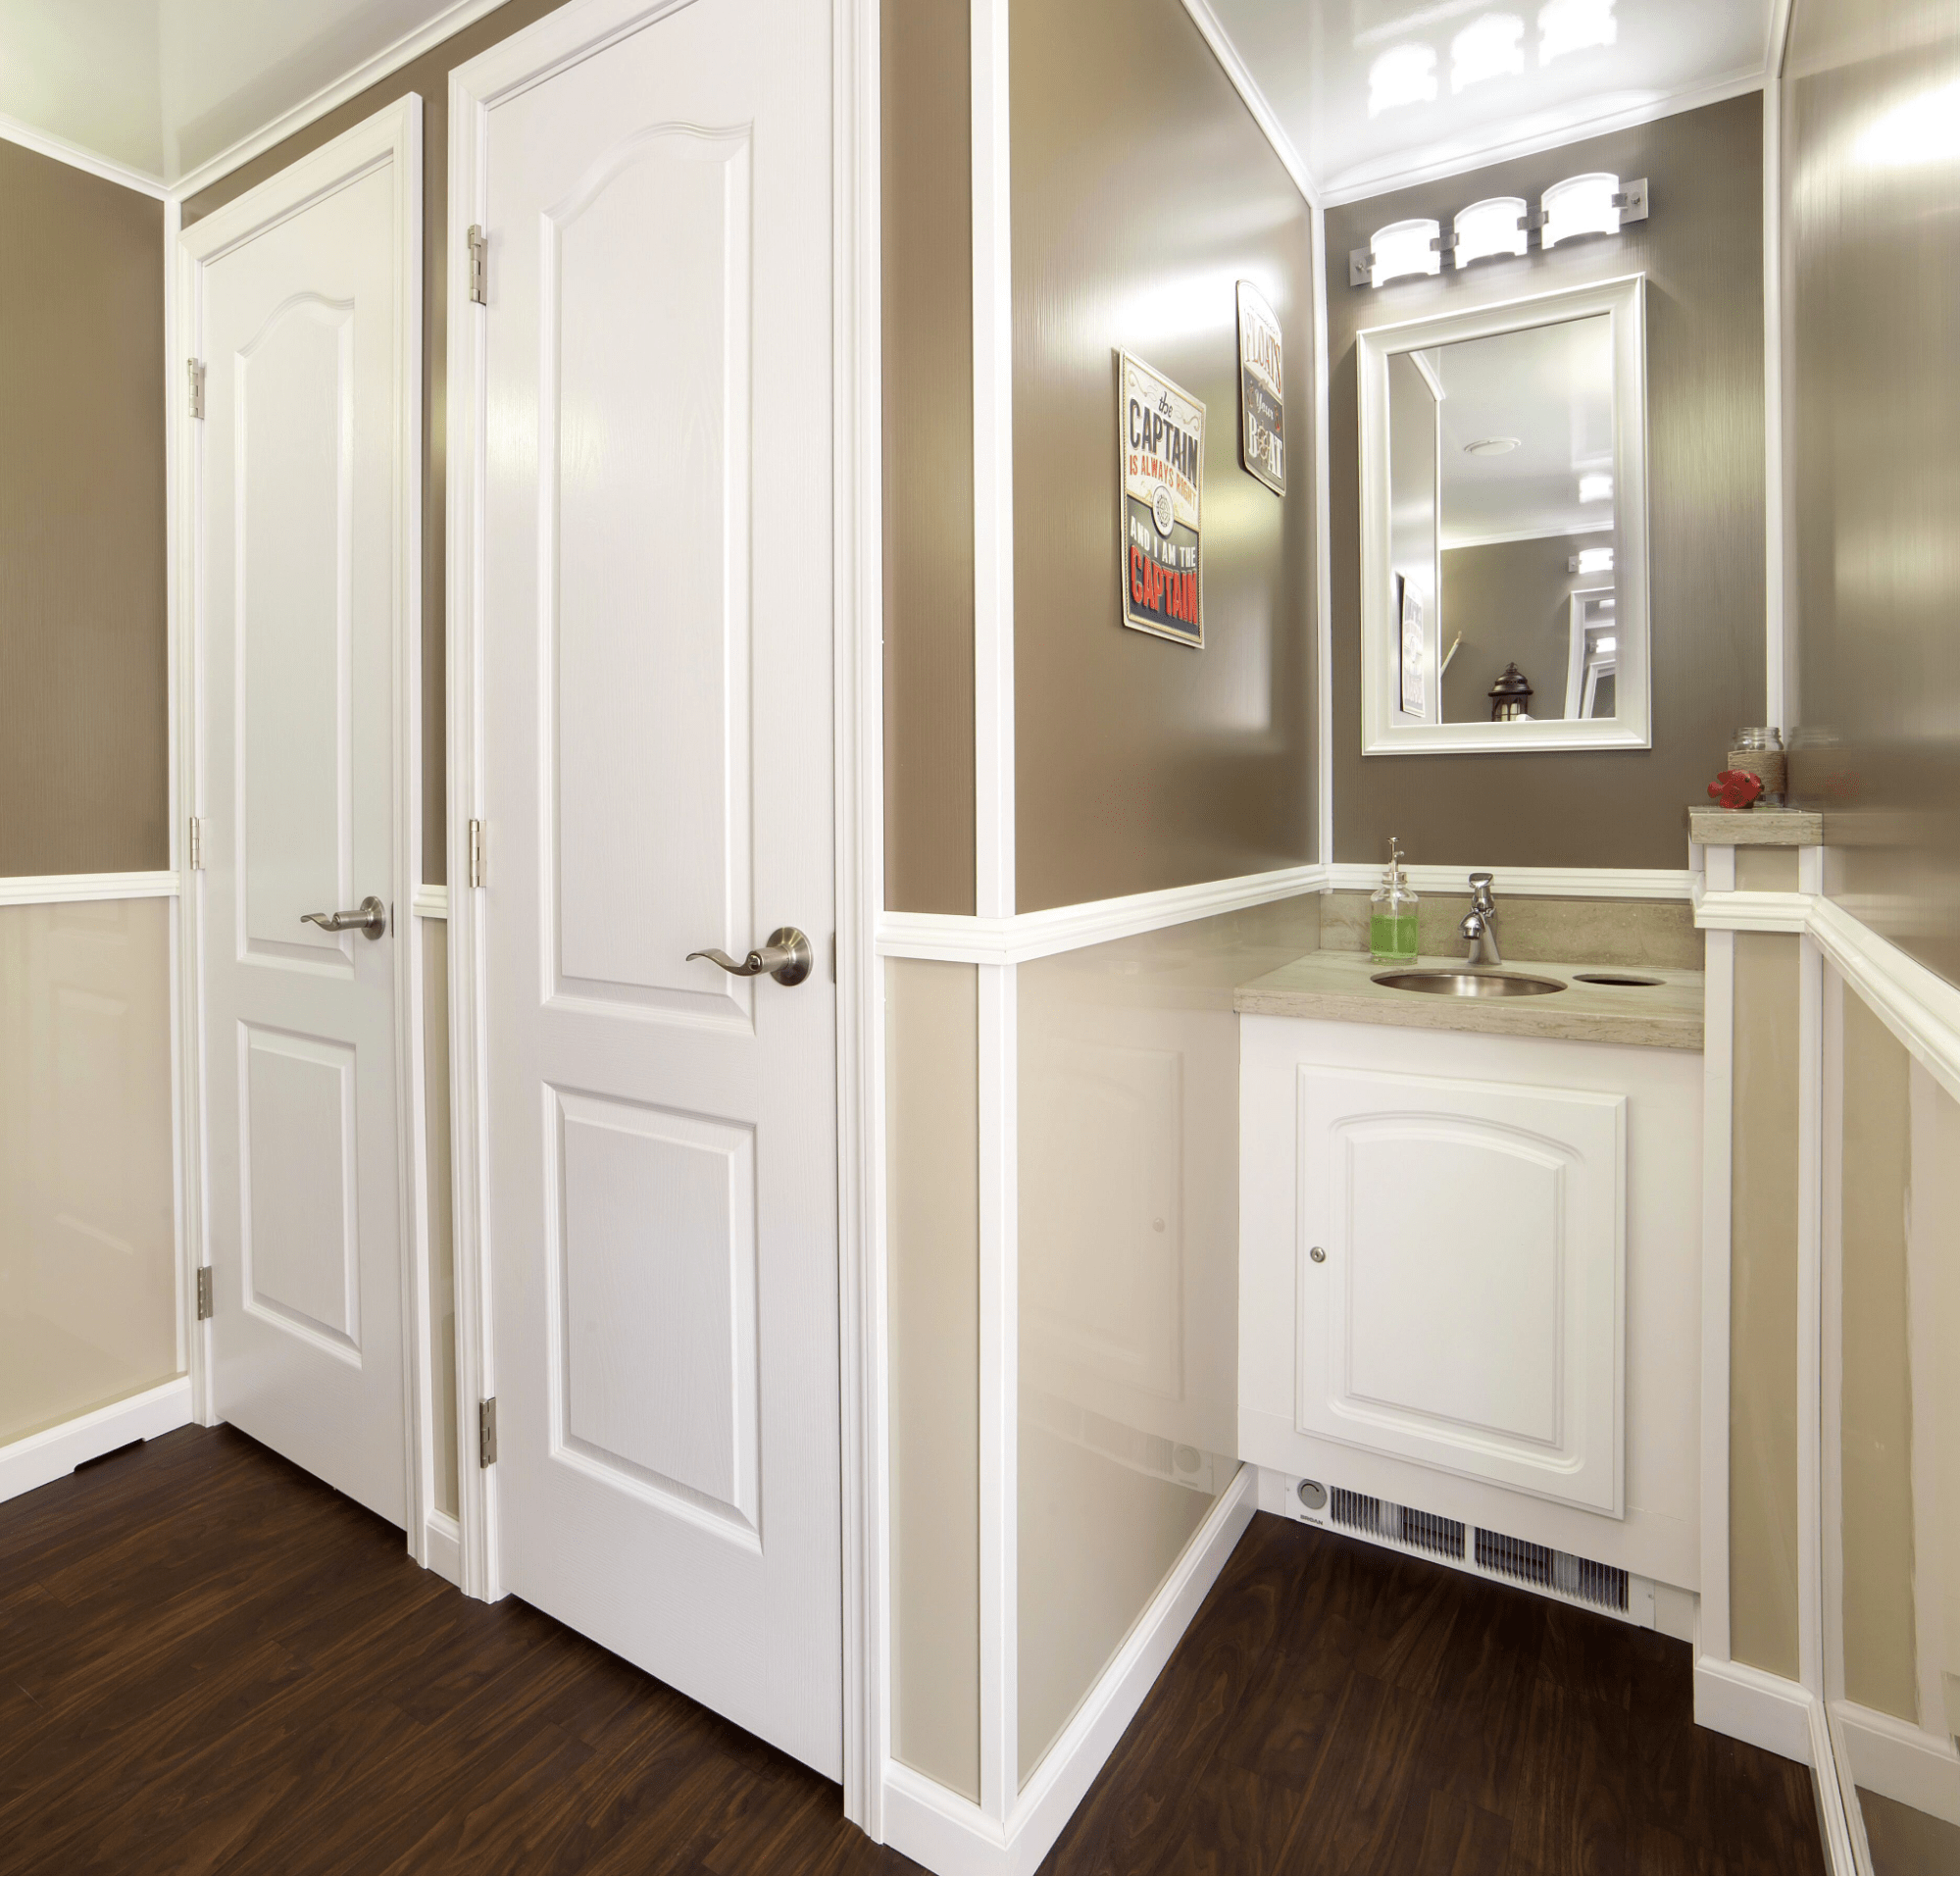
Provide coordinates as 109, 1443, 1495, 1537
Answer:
411, 884, 449, 920
1321, 63, 1768, 208
0, 870, 177, 906
1178, 0, 1321, 208
1327, 862, 1695, 900
1690, 882, 1811, 933
170, 0, 509, 199
1442, 520, 1614, 551
0, 109, 169, 199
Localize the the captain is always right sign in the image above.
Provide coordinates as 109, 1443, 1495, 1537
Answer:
1118, 350, 1205, 648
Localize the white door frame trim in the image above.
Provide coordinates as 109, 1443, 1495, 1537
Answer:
172, 93, 431, 1557
443, 3, 884, 1827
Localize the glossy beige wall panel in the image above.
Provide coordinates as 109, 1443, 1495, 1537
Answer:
1730, 928, 1801, 1679
1015, 895, 1319, 1781
1912, 1062, 1960, 1732
1328, 94, 1766, 869
0, 898, 178, 1446
882, 0, 978, 916
182, 0, 570, 884
0, 141, 166, 877
1009, 0, 1317, 912
886, 958, 981, 1800
1837, 985, 1917, 1719
1784, 1, 1960, 989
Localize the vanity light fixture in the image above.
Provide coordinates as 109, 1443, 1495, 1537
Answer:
1596, 635, 1618, 651
1579, 472, 1613, 502
1352, 176, 1646, 286
1451, 195, 1529, 265
1570, 545, 1614, 575
1350, 217, 1442, 287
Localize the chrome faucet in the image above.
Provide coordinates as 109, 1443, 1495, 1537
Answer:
1459, 872, 1503, 968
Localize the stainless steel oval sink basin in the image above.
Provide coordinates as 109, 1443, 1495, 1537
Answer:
1372, 969, 1567, 998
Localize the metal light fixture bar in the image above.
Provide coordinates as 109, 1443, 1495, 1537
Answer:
1350, 174, 1649, 287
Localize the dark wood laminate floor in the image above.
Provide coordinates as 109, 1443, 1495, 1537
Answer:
1, 1427, 1824, 1875
1048, 1509, 1826, 1875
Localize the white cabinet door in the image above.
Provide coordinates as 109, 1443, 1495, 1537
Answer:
1294, 1065, 1625, 1514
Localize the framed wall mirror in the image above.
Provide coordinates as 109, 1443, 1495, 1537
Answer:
1358, 274, 1649, 754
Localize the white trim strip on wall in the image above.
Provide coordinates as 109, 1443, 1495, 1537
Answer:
1326, 861, 1696, 900
0, 109, 170, 199
1178, 0, 1319, 207
0, 1376, 193, 1508
411, 885, 449, 920
0, 871, 178, 906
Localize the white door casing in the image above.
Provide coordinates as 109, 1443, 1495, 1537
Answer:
180, 99, 425, 1534
450, 0, 842, 1779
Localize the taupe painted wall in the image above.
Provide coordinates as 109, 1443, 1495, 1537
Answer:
0, 140, 165, 877
1008, 0, 1317, 912
883, 0, 977, 916
180, 0, 568, 886
1440, 533, 1599, 725
1328, 94, 1766, 869
1784, 1, 1960, 990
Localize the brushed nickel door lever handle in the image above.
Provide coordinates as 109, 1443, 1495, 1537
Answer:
687, 926, 813, 986
301, 895, 387, 939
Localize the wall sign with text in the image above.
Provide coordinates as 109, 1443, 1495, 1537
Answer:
1235, 280, 1285, 496
1118, 350, 1205, 648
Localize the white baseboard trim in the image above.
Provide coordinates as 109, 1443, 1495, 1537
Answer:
1694, 1653, 1815, 1762
0, 1376, 193, 1506
1325, 862, 1695, 900
0, 870, 178, 907
881, 1463, 1258, 1874
1834, 1699, 1960, 1827
425, 1508, 464, 1586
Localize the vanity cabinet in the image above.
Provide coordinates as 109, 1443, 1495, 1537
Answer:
1240, 1011, 1703, 1585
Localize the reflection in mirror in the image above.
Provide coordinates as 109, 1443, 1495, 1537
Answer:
1359, 275, 1647, 753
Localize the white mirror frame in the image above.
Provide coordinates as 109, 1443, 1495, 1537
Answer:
1358, 272, 1651, 754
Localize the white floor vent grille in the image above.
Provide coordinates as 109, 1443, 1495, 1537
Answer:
1297, 1475, 1648, 1625
1330, 1487, 1466, 1561
1475, 1528, 1630, 1613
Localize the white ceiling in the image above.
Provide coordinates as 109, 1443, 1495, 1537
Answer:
1428, 314, 1615, 545
0, 0, 487, 189
1206, 0, 1775, 203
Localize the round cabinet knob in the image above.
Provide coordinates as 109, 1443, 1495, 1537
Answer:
1309, 1245, 1328, 1264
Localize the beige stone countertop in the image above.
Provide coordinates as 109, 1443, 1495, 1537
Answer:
1233, 949, 1705, 1050
1688, 805, 1823, 845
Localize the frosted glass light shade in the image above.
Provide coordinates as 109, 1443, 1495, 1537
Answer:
1579, 472, 1613, 502
1576, 545, 1615, 575
1370, 218, 1441, 286
1541, 172, 1621, 246
1453, 196, 1528, 264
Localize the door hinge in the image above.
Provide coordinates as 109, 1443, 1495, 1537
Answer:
467, 226, 488, 305
478, 1396, 497, 1467
196, 1267, 214, 1319
468, 817, 485, 888
187, 358, 205, 420
186, 816, 204, 870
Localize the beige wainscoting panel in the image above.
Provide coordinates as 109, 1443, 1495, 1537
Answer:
1918, 1062, 1960, 1741
886, 958, 981, 1801
0, 898, 179, 1446
1730, 929, 1801, 1680
1736, 847, 1799, 892
423, 919, 458, 1520
1015, 895, 1319, 1784
1837, 985, 1917, 1720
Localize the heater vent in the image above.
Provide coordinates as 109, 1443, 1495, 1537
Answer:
1330, 1487, 1465, 1560
1475, 1527, 1629, 1612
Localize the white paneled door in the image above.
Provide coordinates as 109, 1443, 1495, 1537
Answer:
463, 0, 840, 1777
188, 102, 420, 1529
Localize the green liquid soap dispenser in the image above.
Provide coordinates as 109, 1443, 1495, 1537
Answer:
1369, 838, 1419, 964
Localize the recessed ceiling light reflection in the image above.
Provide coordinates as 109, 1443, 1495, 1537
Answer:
1538, 0, 1616, 65
1464, 436, 1521, 456
1451, 14, 1524, 92
1579, 472, 1613, 502
1369, 43, 1438, 116
1853, 79, 1960, 168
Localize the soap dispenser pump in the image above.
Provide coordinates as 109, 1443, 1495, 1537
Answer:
1370, 838, 1419, 964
